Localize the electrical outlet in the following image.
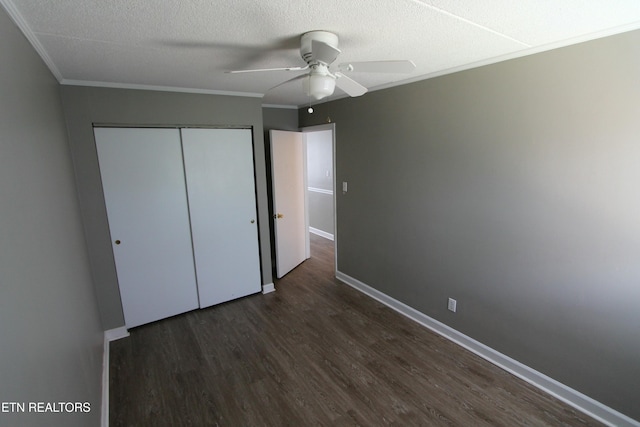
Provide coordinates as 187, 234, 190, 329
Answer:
448, 298, 457, 313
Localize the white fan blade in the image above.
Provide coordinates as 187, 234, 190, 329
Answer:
268, 74, 307, 91
338, 60, 416, 73
334, 72, 367, 97
312, 40, 341, 65
227, 65, 308, 74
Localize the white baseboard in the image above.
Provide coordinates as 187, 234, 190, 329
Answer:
104, 326, 129, 342
335, 271, 639, 427
309, 227, 334, 241
262, 283, 275, 294
102, 327, 129, 427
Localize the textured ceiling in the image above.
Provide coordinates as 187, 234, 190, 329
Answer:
3, 0, 640, 107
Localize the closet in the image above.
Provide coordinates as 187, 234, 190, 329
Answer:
94, 127, 261, 328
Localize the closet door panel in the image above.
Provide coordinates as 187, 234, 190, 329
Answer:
95, 127, 199, 328
182, 128, 261, 307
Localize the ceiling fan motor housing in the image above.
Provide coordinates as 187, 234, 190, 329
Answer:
300, 31, 339, 64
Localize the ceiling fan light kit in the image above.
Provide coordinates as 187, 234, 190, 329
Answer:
228, 30, 416, 102
304, 72, 336, 100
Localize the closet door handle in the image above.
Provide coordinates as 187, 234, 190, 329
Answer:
114, 240, 121, 245
250, 220, 255, 224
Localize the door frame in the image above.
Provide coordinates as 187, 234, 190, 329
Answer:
301, 123, 337, 275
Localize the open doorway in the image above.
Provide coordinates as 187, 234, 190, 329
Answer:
302, 124, 336, 270
269, 124, 336, 280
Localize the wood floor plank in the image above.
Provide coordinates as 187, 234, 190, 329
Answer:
110, 234, 604, 426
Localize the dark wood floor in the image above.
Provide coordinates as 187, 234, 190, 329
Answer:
110, 234, 603, 426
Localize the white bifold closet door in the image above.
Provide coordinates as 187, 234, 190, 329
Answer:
181, 128, 261, 308
95, 128, 199, 328
95, 127, 262, 329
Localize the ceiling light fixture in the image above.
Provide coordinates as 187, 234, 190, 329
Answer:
303, 65, 335, 100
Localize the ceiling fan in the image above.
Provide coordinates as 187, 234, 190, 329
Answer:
227, 31, 416, 101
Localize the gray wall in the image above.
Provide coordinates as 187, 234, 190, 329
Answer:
0, 7, 103, 427
306, 130, 334, 236
300, 30, 640, 420
61, 86, 273, 329
262, 107, 299, 132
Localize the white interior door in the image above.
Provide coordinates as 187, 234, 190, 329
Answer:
270, 130, 309, 278
182, 128, 262, 307
94, 127, 199, 328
